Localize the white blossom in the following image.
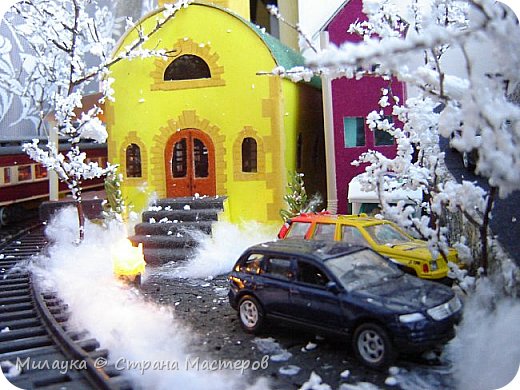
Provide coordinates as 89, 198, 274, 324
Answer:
280, 0, 520, 268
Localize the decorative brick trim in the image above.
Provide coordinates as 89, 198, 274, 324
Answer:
107, 137, 117, 165
150, 38, 225, 91
262, 77, 285, 220
119, 131, 148, 185
233, 126, 266, 181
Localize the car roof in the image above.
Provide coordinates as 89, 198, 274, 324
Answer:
246, 240, 368, 262
289, 213, 390, 227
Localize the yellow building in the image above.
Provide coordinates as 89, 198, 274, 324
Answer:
106, 2, 325, 224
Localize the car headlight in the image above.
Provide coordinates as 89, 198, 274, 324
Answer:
399, 313, 426, 323
427, 296, 462, 321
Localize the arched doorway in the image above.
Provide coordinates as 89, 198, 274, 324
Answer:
165, 129, 216, 197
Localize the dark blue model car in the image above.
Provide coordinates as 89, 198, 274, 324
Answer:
228, 240, 462, 368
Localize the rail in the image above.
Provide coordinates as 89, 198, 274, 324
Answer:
0, 224, 131, 389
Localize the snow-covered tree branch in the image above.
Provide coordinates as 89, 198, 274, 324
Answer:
1, 0, 193, 241
271, 0, 519, 285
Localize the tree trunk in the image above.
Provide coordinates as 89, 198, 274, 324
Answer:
76, 199, 85, 242
480, 186, 497, 274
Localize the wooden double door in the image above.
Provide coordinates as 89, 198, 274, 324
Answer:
165, 129, 216, 197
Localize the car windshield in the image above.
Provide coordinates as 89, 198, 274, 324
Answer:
364, 223, 412, 245
325, 249, 402, 291
286, 222, 310, 239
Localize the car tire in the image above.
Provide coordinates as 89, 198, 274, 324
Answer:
353, 322, 396, 369
238, 295, 264, 334
0, 207, 9, 227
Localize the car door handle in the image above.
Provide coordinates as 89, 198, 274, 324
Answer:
290, 288, 300, 294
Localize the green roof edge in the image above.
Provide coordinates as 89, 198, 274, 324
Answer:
197, 2, 321, 90
246, 21, 322, 89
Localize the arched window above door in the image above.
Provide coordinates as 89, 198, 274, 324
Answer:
151, 38, 225, 91
164, 55, 211, 81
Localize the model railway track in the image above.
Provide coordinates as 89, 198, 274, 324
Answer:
0, 225, 131, 389
0, 215, 40, 246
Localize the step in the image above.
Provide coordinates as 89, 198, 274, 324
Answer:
142, 209, 220, 223
150, 196, 225, 210
128, 235, 200, 249
134, 221, 213, 236
142, 247, 195, 265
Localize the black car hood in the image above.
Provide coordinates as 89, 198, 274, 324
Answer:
352, 274, 453, 313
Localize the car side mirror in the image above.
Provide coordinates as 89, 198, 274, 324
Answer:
326, 281, 341, 294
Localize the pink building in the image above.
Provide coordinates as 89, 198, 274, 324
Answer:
322, 0, 407, 214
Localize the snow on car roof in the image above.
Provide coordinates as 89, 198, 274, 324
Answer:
247, 240, 367, 261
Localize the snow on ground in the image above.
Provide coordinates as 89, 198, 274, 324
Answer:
26, 208, 520, 390
253, 337, 293, 362
28, 208, 269, 390
152, 220, 278, 279
1, 360, 21, 378
391, 364, 453, 390
146, 217, 520, 389
338, 382, 380, 390
278, 365, 301, 376
300, 371, 331, 390
445, 278, 520, 390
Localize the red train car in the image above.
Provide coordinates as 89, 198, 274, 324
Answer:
0, 137, 107, 226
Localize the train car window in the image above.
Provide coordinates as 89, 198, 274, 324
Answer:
18, 165, 32, 182
85, 157, 107, 168
35, 164, 48, 179
3, 167, 11, 184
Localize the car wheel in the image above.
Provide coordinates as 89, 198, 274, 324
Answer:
238, 295, 264, 334
0, 207, 9, 227
353, 323, 395, 369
